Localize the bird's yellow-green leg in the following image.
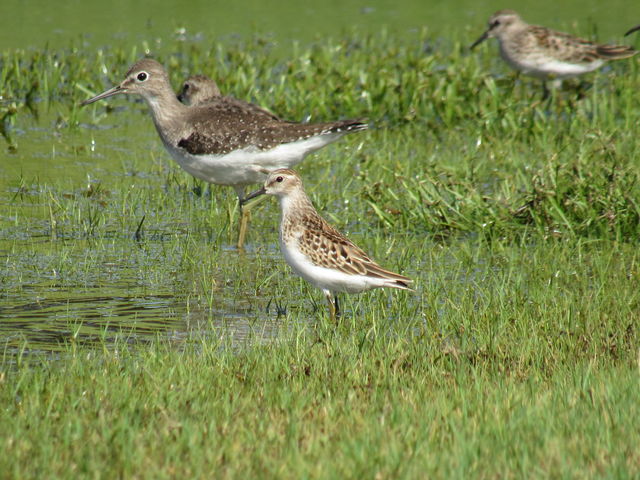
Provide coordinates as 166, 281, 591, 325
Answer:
324, 290, 339, 322
236, 187, 267, 249
237, 205, 251, 250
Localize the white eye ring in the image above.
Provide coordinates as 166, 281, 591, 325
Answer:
136, 71, 149, 82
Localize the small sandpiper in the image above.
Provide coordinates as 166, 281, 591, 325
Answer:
177, 74, 281, 121
471, 10, 637, 96
81, 59, 367, 248
245, 169, 413, 321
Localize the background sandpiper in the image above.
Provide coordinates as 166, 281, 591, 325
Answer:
471, 10, 637, 96
244, 169, 413, 321
177, 74, 281, 121
81, 59, 367, 248
177, 74, 221, 105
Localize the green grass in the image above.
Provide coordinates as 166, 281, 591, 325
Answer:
2, 30, 640, 239
2, 237, 639, 477
2, 27, 640, 478
2, 238, 640, 478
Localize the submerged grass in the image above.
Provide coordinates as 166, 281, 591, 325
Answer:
1, 26, 640, 477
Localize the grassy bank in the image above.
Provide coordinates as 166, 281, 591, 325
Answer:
2, 324, 639, 477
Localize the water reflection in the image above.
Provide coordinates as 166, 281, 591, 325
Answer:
0, 107, 300, 359
0, 285, 289, 357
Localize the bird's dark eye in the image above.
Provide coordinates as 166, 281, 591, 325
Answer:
491, 20, 500, 28
276, 176, 284, 183
137, 72, 148, 82
183, 83, 190, 90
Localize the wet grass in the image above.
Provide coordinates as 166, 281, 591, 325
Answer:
2, 30, 640, 239
2, 238, 640, 477
1, 28, 640, 477
1, 238, 639, 478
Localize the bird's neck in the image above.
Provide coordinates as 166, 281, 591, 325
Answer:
143, 82, 189, 140
279, 190, 318, 227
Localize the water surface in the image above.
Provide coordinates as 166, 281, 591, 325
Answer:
1, 0, 636, 51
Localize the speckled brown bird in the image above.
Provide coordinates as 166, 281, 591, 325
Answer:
177, 74, 222, 105
177, 74, 282, 122
81, 59, 367, 248
244, 169, 413, 321
471, 10, 636, 93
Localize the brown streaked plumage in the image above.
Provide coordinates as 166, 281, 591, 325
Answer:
177, 74, 282, 122
80, 59, 367, 249
177, 117, 364, 156
244, 169, 412, 321
471, 10, 636, 95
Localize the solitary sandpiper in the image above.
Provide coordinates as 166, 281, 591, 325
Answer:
81, 58, 367, 248
177, 74, 281, 121
177, 74, 221, 105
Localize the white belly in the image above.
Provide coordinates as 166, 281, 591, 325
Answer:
499, 44, 604, 79
281, 237, 390, 294
164, 133, 344, 187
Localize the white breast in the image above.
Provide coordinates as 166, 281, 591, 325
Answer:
280, 234, 392, 294
499, 43, 604, 79
162, 133, 345, 187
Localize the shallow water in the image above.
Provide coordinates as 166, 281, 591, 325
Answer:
0, 103, 296, 354
1, 104, 422, 355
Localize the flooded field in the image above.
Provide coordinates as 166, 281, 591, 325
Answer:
2, 1, 640, 477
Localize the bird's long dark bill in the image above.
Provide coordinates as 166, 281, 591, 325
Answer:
81, 85, 125, 106
470, 31, 489, 50
625, 25, 640, 37
243, 186, 266, 203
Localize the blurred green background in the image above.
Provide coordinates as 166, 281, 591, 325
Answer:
1, 0, 638, 51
